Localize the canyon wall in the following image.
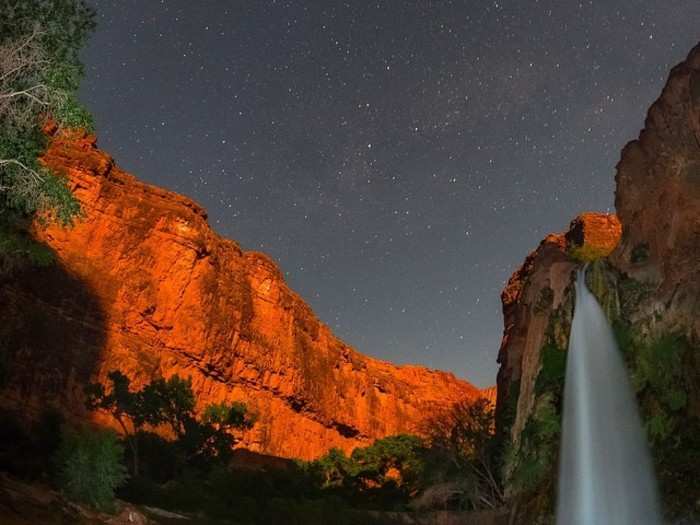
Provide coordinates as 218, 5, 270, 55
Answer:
0, 127, 481, 460
496, 43, 700, 520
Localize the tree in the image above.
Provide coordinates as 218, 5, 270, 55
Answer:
86, 371, 256, 475
422, 398, 504, 509
0, 29, 77, 220
348, 434, 426, 492
307, 435, 426, 499
198, 401, 256, 461
85, 371, 152, 476
54, 424, 128, 512
0, 0, 95, 269
307, 447, 352, 489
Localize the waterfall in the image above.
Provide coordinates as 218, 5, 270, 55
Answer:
556, 269, 661, 525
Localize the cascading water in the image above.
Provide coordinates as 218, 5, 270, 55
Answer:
556, 269, 661, 525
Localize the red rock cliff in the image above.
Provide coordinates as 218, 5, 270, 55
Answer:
611, 43, 700, 336
495, 213, 621, 447
495, 43, 700, 518
496, 43, 700, 451
0, 129, 482, 460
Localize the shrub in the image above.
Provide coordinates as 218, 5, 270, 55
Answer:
535, 342, 567, 394
568, 243, 609, 262
54, 425, 128, 512
632, 334, 688, 412
510, 394, 560, 493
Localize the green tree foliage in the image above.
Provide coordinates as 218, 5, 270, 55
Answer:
348, 434, 425, 491
535, 342, 567, 394
308, 447, 352, 488
54, 424, 128, 512
85, 371, 255, 475
195, 400, 257, 461
306, 435, 426, 495
631, 334, 688, 416
298, 403, 502, 512
614, 328, 700, 518
85, 370, 150, 476
508, 394, 560, 493
140, 374, 197, 438
301, 435, 427, 510
0, 0, 95, 269
203, 400, 251, 429
83, 375, 499, 518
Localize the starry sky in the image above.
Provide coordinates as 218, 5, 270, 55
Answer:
80, 1, 700, 387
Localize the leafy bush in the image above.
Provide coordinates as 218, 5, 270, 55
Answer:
610, 324, 700, 518
568, 243, 610, 262
54, 425, 128, 512
302, 433, 429, 510
631, 334, 688, 413
654, 417, 700, 519
535, 342, 567, 394
510, 394, 560, 493
421, 397, 503, 509
349, 434, 425, 490
0, 223, 54, 271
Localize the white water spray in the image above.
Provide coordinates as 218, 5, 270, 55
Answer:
556, 269, 661, 525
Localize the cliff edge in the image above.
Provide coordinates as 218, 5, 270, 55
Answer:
0, 128, 482, 460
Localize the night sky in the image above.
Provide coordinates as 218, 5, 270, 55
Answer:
80, 1, 700, 387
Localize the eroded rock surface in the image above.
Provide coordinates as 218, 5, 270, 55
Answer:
0, 129, 482, 459
611, 43, 700, 336
495, 214, 620, 447
495, 42, 700, 520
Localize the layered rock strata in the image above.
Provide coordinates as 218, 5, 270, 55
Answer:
0, 128, 482, 460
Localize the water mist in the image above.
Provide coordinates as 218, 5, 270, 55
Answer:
556, 269, 661, 525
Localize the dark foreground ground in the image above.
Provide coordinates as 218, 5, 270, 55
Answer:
0, 472, 509, 525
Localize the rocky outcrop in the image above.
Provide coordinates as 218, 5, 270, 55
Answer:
565, 213, 622, 260
610, 44, 700, 338
0, 128, 482, 460
493, 215, 623, 517
495, 214, 620, 450
496, 43, 700, 521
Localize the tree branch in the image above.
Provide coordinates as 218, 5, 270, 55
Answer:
0, 158, 45, 183
4, 27, 44, 63
0, 84, 50, 106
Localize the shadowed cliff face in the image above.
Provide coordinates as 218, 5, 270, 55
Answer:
0, 128, 482, 460
496, 42, 700, 520
0, 258, 106, 414
611, 43, 700, 337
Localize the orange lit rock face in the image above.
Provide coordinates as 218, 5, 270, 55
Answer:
479, 385, 497, 408
565, 212, 621, 260
0, 129, 482, 460
495, 213, 621, 442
